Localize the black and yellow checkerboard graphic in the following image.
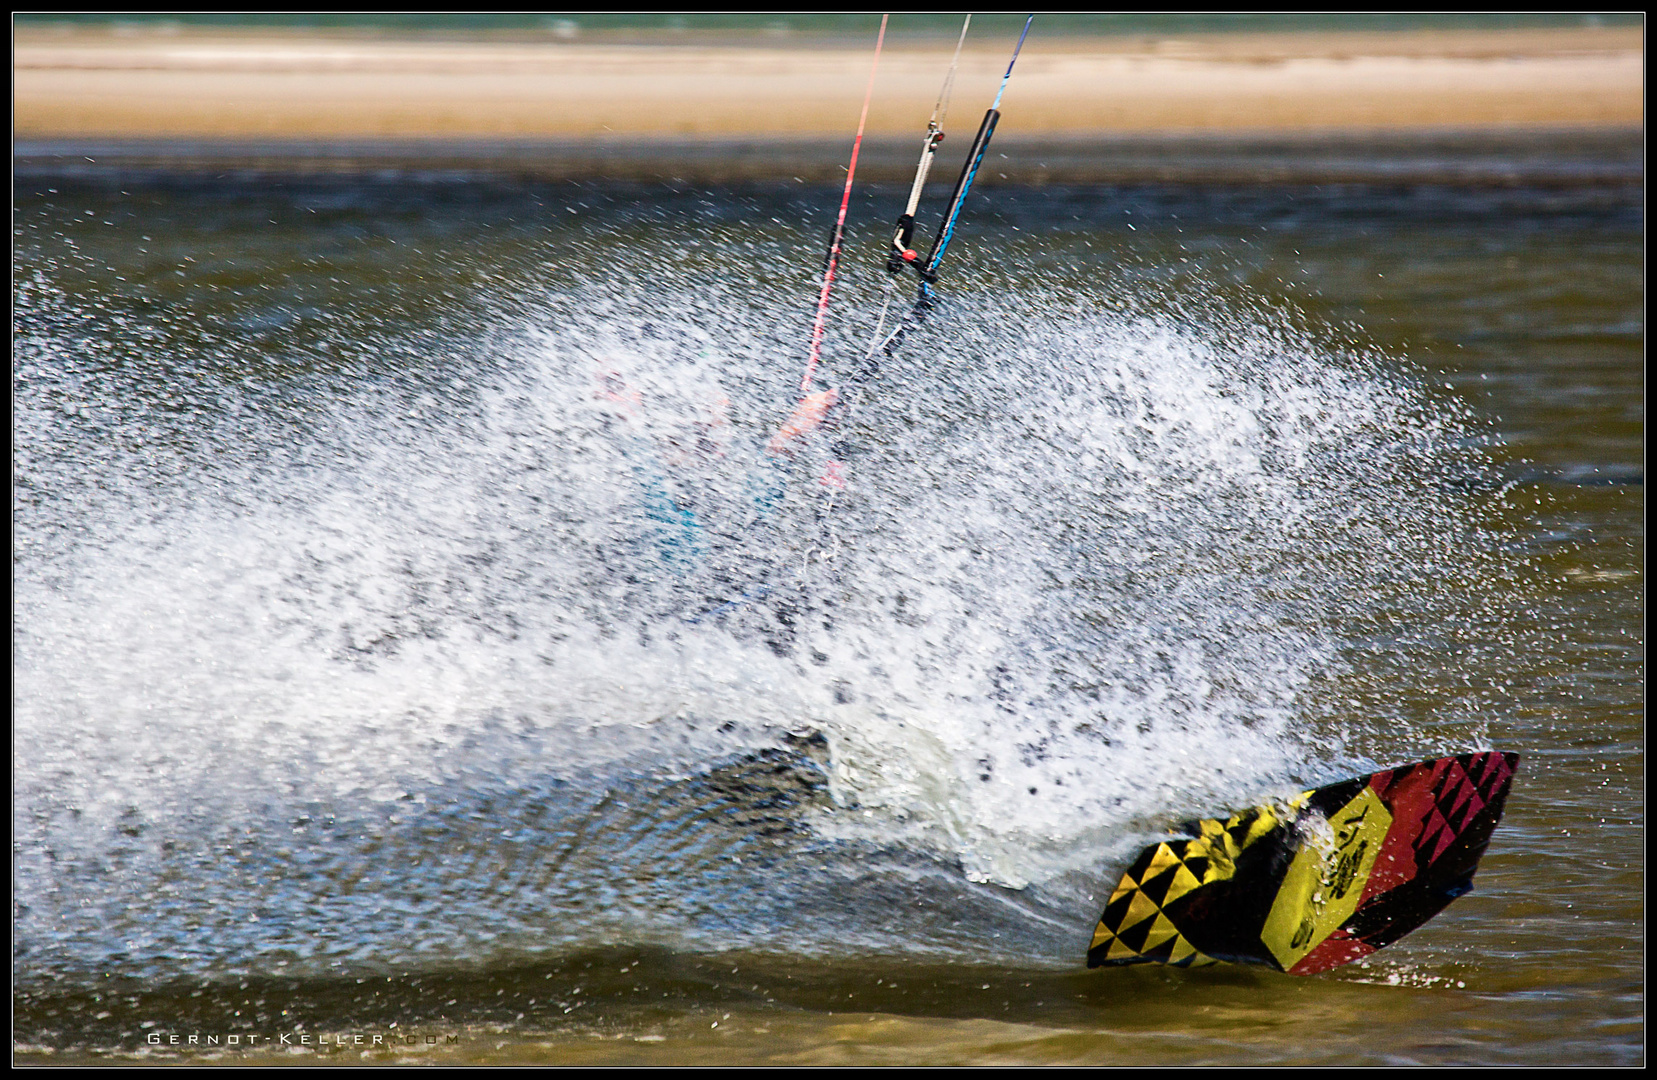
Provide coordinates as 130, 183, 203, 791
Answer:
1087, 804, 1282, 968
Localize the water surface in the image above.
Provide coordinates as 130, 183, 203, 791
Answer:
12, 175, 1641, 1064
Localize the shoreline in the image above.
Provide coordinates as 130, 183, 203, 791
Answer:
15, 27, 1642, 146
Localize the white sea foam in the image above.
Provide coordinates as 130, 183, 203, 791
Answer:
14, 270, 1495, 981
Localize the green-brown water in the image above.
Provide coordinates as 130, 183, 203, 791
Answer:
13, 172, 1641, 1065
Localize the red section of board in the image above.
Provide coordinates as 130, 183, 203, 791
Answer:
1362, 762, 1438, 899
1289, 927, 1378, 975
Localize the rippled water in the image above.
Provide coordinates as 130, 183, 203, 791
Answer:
12, 176, 1641, 1064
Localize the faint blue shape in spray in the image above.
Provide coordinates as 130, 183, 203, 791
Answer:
636, 467, 705, 573
743, 457, 790, 518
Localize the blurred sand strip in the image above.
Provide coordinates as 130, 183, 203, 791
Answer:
14, 27, 1643, 139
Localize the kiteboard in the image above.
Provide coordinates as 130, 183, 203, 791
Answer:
1088, 750, 1518, 975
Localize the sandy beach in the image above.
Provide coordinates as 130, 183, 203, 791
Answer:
14, 25, 1642, 140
